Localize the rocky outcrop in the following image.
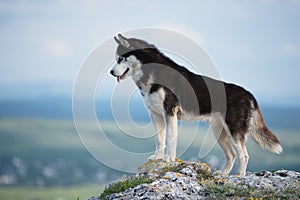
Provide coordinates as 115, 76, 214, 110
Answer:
90, 159, 300, 199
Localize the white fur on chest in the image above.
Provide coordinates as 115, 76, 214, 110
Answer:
144, 88, 166, 116
131, 63, 143, 82
131, 69, 166, 115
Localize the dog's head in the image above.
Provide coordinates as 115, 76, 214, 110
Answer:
110, 34, 156, 82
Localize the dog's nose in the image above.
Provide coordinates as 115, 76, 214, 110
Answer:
110, 70, 114, 75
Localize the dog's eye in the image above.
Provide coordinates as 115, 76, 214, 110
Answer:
117, 57, 125, 64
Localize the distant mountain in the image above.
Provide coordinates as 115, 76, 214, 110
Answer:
0, 97, 299, 129
0, 97, 73, 119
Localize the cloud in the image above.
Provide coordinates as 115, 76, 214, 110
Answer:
225, 1, 246, 16
290, 0, 300, 4
280, 43, 300, 56
158, 23, 206, 46
44, 38, 73, 58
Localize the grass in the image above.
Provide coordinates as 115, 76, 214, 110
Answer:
159, 163, 184, 174
0, 184, 103, 200
100, 177, 153, 199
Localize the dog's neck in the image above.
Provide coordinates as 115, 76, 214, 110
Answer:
131, 49, 183, 91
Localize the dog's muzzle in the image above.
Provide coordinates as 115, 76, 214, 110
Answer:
110, 68, 129, 82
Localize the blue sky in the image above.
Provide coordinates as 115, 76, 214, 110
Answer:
0, 0, 299, 107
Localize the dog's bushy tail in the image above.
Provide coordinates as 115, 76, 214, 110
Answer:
249, 106, 283, 154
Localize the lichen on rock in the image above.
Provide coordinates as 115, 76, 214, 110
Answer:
135, 159, 211, 181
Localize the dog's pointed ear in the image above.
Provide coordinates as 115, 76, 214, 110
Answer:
118, 33, 127, 41
115, 33, 152, 49
114, 36, 121, 45
116, 33, 131, 49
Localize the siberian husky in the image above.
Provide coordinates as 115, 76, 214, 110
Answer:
110, 34, 282, 176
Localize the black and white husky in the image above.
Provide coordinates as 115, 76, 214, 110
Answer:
110, 34, 282, 176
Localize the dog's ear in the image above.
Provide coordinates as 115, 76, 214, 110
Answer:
115, 33, 154, 50
114, 36, 121, 45
115, 34, 132, 49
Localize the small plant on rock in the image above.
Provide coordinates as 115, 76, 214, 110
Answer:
100, 177, 153, 200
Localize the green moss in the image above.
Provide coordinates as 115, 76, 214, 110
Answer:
198, 171, 212, 180
160, 164, 183, 174
205, 183, 246, 198
100, 177, 153, 200
204, 182, 300, 199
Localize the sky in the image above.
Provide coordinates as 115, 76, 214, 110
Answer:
0, 0, 300, 107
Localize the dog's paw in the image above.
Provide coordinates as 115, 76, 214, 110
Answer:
163, 155, 176, 162
236, 171, 246, 177
213, 170, 225, 176
148, 154, 163, 160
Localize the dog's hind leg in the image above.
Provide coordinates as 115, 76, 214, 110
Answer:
148, 112, 166, 160
218, 131, 236, 175
211, 115, 236, 175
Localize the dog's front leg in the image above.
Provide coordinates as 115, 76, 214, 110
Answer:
164, 114, 178, 162
148, 112, 166, 160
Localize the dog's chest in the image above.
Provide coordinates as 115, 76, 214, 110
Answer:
132, 68, 165, 114
143, 87, 165, 115
134, 75, 166, 114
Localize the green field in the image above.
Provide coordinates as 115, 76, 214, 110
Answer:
0, 184, 102, 200
0, 117, 299, 199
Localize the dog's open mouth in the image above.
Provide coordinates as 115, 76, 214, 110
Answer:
117, 68, 129, 82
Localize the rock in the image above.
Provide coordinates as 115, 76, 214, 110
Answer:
135, 159, 210, 181
93, 160, 300, 200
